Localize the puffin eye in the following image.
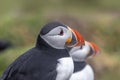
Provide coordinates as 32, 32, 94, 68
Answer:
58, 29, 64, 36
79, 46, 83, 49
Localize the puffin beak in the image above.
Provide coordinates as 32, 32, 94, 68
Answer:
66, 27, 85, 47
88, 42, 101, 56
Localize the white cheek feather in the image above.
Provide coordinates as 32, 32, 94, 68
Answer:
69, 64, 94, 80
40, 27, 72, 49
41, 35, 66, 49
56, 57, 74, 80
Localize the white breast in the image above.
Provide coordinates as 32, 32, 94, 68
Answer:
56, 57, 74, 80
69, 64, 94, 80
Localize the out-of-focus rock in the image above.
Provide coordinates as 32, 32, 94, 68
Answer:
0, 39, 12, 52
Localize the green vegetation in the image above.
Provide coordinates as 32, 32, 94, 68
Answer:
0, 0, 120, 80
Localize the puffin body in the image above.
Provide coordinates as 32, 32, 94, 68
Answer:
69, 41, 100, 80
0, 22, 85, 80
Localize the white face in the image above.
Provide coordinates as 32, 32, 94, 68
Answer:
40, 26, 72, 49
69, 41, 91, 61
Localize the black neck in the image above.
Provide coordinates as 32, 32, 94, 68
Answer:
74, 61, 87, 72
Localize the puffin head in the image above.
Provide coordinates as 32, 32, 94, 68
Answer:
69, 41, 100, 61
38, 22, 85, 49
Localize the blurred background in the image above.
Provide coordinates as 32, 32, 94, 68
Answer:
0, 0, 120, 80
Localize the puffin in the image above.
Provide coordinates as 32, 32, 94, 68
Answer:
69, 41, 100, 80
0, 22, 85, 80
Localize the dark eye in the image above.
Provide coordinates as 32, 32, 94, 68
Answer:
58, 29, 64, 36
80, 46, 83, 49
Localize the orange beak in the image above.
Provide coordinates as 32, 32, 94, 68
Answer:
89, 42, 101, 55
66, 27, 85, 47
71, 29, 85, 46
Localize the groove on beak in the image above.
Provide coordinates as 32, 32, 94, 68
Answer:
66, 27, 85, 47
89, 42, 101, 55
